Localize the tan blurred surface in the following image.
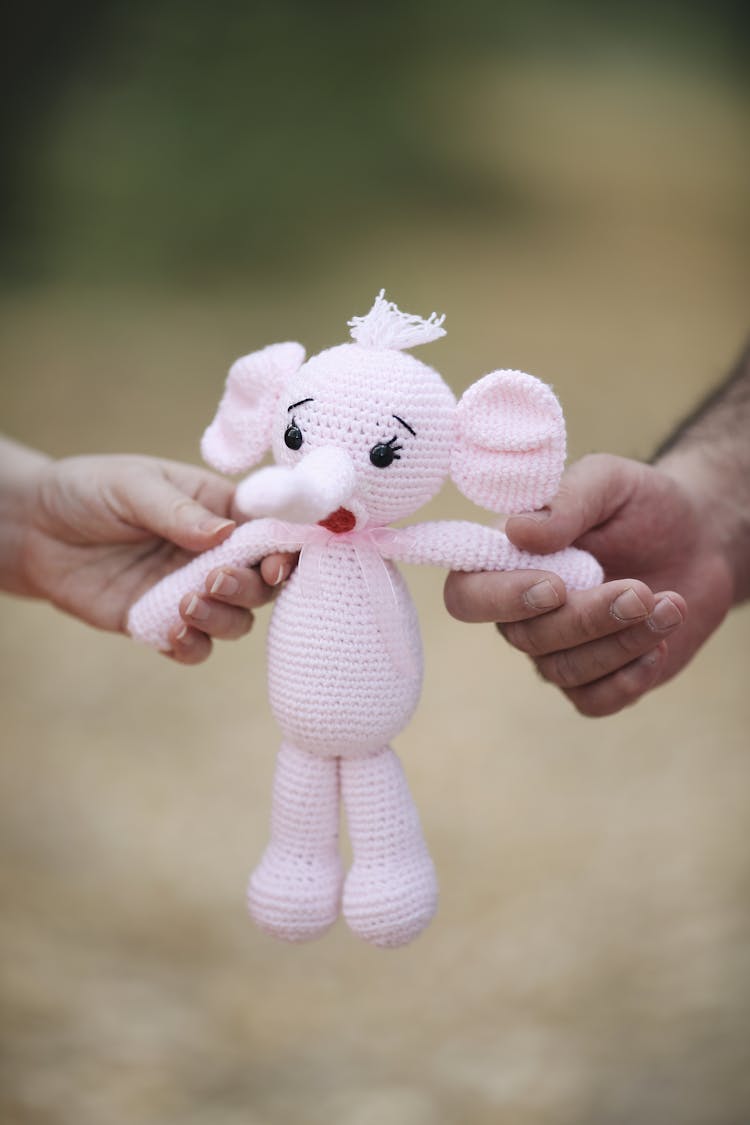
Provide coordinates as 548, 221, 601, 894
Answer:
2, 57, 750, 1125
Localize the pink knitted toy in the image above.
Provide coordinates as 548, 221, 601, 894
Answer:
128, 292, 602, 948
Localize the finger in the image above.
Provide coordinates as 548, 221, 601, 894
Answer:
124, 470, 236, 551
501, 579, 657, 657
179, 593, 254, 641
162, 461, 236, 522
535, 594, 685, 689
504, 453, 642, 554
444, 569, 567, 624
258, 552, 298, 588
167, 623, 213, 665
563, 643, 668, 718
205, 564, 281, 609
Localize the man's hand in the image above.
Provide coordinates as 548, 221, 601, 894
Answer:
444, 453, 734, 717
16, 453, 294, 664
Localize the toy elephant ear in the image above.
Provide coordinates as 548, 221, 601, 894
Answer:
201, 342, 306, 474
450, 369, 566, 513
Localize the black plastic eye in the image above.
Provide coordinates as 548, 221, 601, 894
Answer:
370, 438, 402, 468
284, 422, 303, 451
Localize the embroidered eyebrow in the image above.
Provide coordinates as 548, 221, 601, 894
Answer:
392, 414, 416, 436
287, 398, 314, 412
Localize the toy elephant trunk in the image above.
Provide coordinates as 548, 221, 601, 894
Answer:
233, 446, 359, 527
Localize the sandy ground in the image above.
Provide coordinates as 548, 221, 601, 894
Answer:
1, 56, 749, 1125
3, 586, 750, 1125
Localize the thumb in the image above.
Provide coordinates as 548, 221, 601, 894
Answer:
505, 453, 637, 554
124, 472, 236, 551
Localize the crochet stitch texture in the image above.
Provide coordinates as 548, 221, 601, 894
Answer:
128, 293, 603, 948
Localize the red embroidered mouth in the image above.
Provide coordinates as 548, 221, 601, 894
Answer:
318, 507, 357, 534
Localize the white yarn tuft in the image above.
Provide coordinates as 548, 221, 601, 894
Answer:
348, 289, 446, 351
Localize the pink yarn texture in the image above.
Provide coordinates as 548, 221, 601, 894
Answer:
128, 291, 603, 948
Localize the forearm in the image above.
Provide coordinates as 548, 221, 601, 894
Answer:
654, 342, 750, 603
0, 437, 51, 596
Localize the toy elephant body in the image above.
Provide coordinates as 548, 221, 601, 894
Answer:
268, 533, 422, 755
128, 293, 603, 948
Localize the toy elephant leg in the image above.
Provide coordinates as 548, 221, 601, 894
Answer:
341, 747, 437, 948
248, 742, 343, 942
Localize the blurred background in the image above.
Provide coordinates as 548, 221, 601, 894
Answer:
1, 2, 749, 1122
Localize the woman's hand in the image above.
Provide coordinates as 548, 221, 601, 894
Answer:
7, 448, 294, 663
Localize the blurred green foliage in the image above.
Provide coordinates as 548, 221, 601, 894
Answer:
2, 0, 747, 285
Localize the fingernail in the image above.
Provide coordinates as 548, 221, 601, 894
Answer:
271, 563, 288, 587
611, 588, 648, 621
209, 571, 239, 596
523, 579, 560, 610
648, 596, 683, 632
515, 507, 552, 523
185, 595, 209, 622
175, 625, 193, 645
199, 517, 235, 537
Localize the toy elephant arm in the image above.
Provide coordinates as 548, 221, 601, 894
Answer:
378, 521, 603, 590
127, 518, 305, 651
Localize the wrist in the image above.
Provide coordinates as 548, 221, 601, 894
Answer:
0, 438, 52, 597
657, 444, 750, 605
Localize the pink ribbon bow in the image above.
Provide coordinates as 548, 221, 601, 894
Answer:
267, 521, 418, 681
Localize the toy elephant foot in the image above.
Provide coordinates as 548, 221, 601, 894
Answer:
341, 749, 438, 948
247, 743, 343, 942
248, 853, 344, 943
248, 743, 437, 947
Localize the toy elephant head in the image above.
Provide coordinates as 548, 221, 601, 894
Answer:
201, 291, 566, 529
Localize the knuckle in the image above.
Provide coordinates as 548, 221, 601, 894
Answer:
612, 627, 647, 661
565, 688, 602, 717
234, 611, 254, 638
572, 651, 662, 717
240, 570, 268, 608
443, 576, 473, 621
501, 621, 533, 653
576, 598, 609, 643
577, 451, 608, 472
610, 678, 647, 711
578, 451, 623, 481
209, 608, 250, 640
622, 649, 660, 688
171, 496, 198, 521
252, 587, 277, 609
538, 648, 583, 688
567, 678, 632, 718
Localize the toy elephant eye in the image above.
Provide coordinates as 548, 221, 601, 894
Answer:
284, 421, 303, 451
369, 436, 402, 468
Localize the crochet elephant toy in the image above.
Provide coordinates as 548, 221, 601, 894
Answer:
128, 292, 602, 948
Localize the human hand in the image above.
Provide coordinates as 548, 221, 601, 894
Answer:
444, 453, 734, 716
19, 454, 295, 664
